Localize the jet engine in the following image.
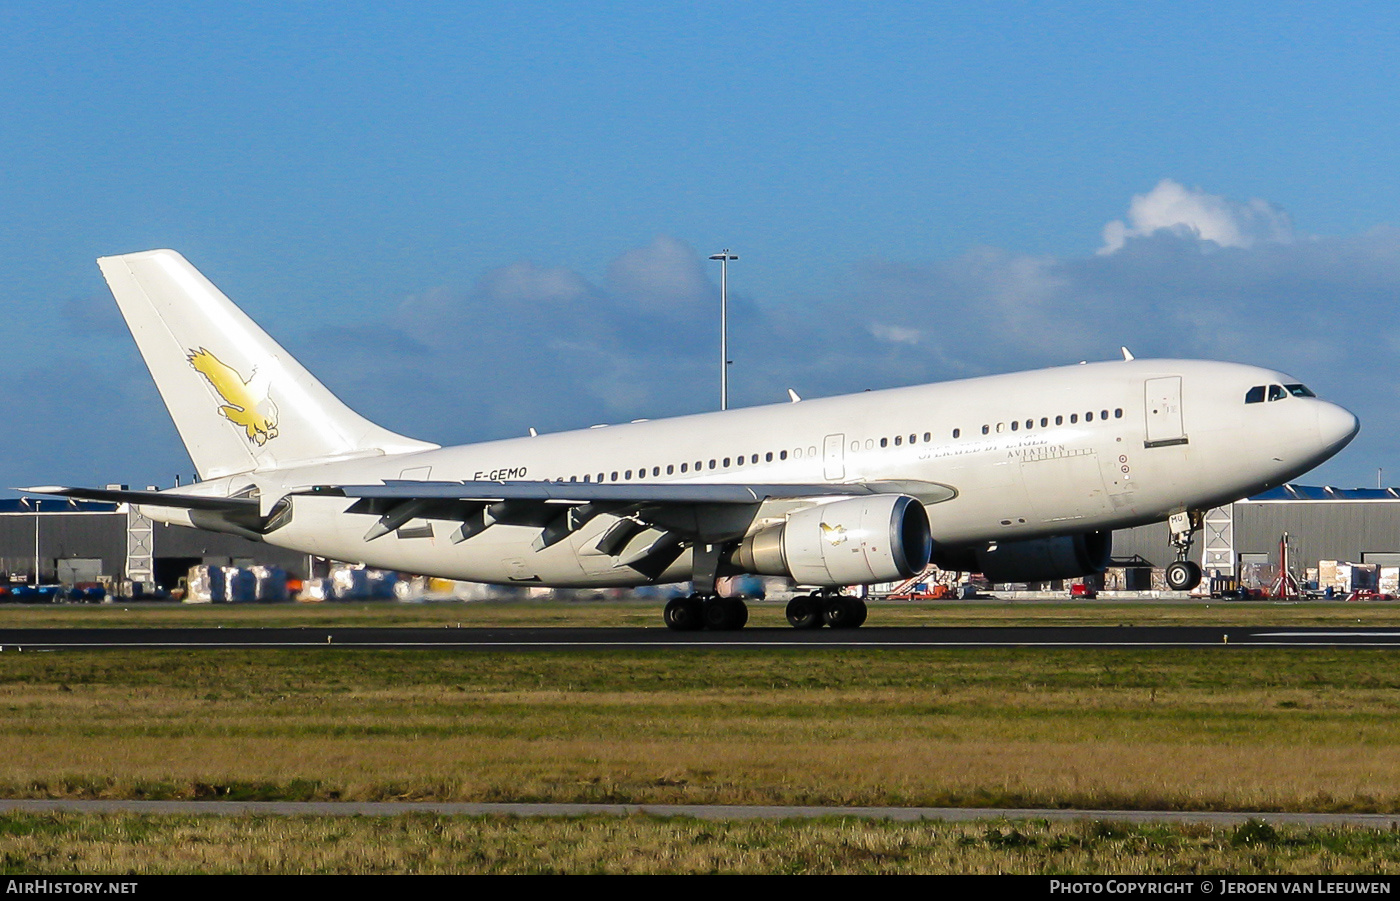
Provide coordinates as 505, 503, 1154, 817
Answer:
733, 495, 932, 586
935, 531, 1112, 584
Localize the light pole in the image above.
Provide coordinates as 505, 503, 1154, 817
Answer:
24, 498, 39, 587
709, 249, 738, 411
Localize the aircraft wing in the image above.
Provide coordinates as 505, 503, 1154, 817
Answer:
21, 479, 957, 577
290, 479, 957, 555
295, 478, 956, 505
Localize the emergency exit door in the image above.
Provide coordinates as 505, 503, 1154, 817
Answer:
823, 433, 845, 480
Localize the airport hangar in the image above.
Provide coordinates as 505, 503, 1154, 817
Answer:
1, 484, 1397, 596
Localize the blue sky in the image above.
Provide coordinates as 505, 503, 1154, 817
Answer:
3, 1, 1399, 490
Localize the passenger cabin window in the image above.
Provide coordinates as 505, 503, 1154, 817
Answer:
1245, 386, 1266, 404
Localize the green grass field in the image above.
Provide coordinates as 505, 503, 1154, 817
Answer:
6, 812, 1400, 874
4, 599, 1400, 873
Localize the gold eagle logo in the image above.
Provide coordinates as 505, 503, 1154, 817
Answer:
187, 348, 280, 446
820, 522, 848, 546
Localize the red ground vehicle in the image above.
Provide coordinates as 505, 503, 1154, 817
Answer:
1346, 589, 1395, 602
1069, 583, 1098, 599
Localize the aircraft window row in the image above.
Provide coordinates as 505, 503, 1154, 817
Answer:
566, 446, 825, 482
856, 431, 937, 452
1245, 383, 1315, 404
977, 408, 1123, 435
551, 407, 1123, 482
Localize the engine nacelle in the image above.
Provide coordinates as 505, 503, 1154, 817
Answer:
938, 531, 1112, 584
734, 495, 933, 586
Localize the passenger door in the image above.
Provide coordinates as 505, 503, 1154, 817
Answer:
1144, 377, 1187, 448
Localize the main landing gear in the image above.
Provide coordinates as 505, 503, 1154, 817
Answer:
662, 541, 751, 631
785, 589, 868, 630
661, 542, 868, 631
663, 594, 749, 632
1164, 510, 1204, 591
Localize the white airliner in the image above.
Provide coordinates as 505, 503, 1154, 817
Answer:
30, 250, 1359, 630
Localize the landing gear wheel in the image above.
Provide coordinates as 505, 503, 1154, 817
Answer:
702, 597, 749, 631
785, 595, 824, 629
1165, 560, 1202, 592
823, 595, 867, 629
664, 596, 704, 631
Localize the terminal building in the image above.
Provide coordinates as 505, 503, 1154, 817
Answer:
0, 497, 308, 594
3, 485, 1398, 597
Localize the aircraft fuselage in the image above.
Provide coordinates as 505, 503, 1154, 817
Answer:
161, 357, 1357, 587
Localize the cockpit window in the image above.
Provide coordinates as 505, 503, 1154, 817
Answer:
1285, 384, 1316, 398
1268, 384, 1287, 402
1245, 386, 1266, 404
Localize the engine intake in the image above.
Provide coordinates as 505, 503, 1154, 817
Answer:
734, 494, 933, 586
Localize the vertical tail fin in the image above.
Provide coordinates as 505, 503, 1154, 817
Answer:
98, 249, 437, 479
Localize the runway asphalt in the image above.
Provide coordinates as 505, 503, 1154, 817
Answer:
4, 624, 1400, 649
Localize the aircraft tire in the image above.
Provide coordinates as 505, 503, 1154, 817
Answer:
664, 596, 704, 631
785, 596, 824, 629
702, 597, 748, 631
823, 595, 867, 629
1165, 560, 1202, 591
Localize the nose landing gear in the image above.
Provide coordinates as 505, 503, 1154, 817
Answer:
1165, 510, 1204, 591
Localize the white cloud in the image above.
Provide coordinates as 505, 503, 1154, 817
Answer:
869, 322, 922, 345
605, 235, 712, 311
1100, 179, 1294, 254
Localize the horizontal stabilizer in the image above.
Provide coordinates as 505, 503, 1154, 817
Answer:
19, 485, 259, 512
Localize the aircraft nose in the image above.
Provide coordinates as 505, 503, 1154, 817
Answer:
1317, 401, 1360, 452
